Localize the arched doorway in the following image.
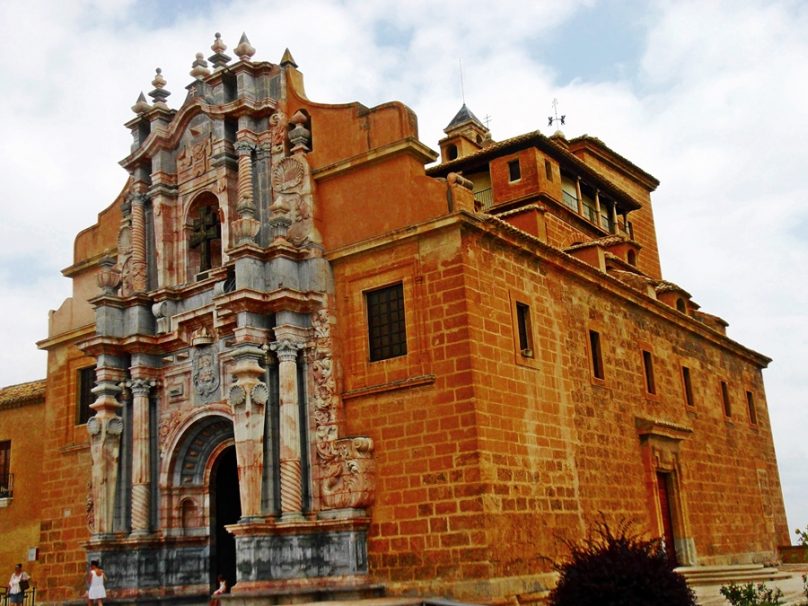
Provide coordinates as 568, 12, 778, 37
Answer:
210, 445, 240, 590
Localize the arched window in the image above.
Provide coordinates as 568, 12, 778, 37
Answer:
676, 298, 686, 313
447, 144, 458, 160
187, 192, 222, 280
627, 249, 637, 266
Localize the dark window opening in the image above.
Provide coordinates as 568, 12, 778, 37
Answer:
676, 298, 686, 313
516, 302, 533, 357
508, 159, 521, 182
447, 144, 458, 160
627, 250, 637, 266
682, 366, 694, 407
367, 283, 407, 362
589, 330, 604, 380
746, 391, 758, 424
225, 117, 238, 145
642, 350, 656, 395
0, 441, 10, 498
77, 366, 96, 425
721, 381, 732, 417
222, 72, 238, 103
544, 159, 553, 181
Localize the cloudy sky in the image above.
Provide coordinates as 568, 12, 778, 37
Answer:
0, 0, 805, 541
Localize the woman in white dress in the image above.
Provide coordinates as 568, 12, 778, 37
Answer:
86, 560, 106, 606
7, 563, 30, 605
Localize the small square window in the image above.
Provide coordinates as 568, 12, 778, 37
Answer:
589, 330, 604, 380
516, 302, 534, 357
508, 159, 521, 182
366, 283, 407, 362
77, 366, 96, 425
746, 391, 758, 425
720, 381, 732, 417
642, 350, 656, 395
0, 441, 10, 498
681, 366, 694, 407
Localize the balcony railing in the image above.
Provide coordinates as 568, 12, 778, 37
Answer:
473, 187, 493, 211
0, 473, 12, 499
562, 190, 579, 211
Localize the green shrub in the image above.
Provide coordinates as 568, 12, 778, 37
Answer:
796, 525, 808, 547
547, 518, 696, 606
719, 582, 784, 606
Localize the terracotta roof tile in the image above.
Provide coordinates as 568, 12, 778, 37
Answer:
0, 379, 46, 408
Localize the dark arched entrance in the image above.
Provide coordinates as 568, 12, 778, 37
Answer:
210, 445, 240, 590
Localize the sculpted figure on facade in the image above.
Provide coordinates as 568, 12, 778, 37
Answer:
268, 111, 287, 154
310, 308, 375, 509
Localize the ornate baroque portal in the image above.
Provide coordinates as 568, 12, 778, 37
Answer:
80, 34, 375, 600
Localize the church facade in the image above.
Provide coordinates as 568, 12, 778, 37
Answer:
19, 34, 789, 603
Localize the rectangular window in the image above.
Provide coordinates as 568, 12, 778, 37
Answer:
366, 283, 407, 362
589, 330, 604, 380
746, 391, 758, 425
77, 366, 96, 425
642, 350, 656, 395
544, 159, 553, 181
721, 380, 732, 417
0, 441, 10, 498
681, 366, 694, 407
508, 159, 521, 182
516, 302, 534, 357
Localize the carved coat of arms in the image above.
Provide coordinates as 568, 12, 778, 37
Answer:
192, 346, 220, 400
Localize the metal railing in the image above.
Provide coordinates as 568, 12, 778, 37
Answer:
473, 187, 493, 211
562, 190, 579, 211
0, 587, 36, 606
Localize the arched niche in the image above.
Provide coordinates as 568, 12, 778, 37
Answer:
186, 191, 222, 281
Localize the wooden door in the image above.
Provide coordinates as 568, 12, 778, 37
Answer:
656, 471, 678, 567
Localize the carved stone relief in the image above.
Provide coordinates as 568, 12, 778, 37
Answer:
310, 308, 375, 509
192, 345, 220, 402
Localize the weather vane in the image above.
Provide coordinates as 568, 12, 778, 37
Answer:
548, 98, 566, 129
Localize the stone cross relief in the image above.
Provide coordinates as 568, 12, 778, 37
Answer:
189, 206, 220, 272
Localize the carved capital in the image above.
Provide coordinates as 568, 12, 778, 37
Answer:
270, 338, 304, 363
236, 140, 255, 155
128, 377, 155, 397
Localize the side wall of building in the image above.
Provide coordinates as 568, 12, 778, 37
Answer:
0, 387, 45, 585
332, 216, 788, 600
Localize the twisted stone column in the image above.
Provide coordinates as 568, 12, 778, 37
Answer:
130, 193, 148, 292
232, 141, 260, 244
270, 338, 304, 517
129, 376, 154, 534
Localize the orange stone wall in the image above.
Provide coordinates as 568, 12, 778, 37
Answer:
34, 195, 122, 603
331, 215, 788, 599
0, 387, 45, 587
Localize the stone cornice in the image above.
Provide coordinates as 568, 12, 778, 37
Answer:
327, 211, 772, 368
121, 96, 279, 170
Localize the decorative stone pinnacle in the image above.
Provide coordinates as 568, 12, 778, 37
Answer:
280, 48, 297, 68
148, 68, 171, 105
235, 32, 256, 62
209, 32, 231, 69
190, 52, 210, 80
131, 92, 151, 114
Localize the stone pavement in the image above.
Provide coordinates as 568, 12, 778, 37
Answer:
692, 565, 808, 606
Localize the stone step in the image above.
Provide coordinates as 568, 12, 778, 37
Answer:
677, 564, 793, 586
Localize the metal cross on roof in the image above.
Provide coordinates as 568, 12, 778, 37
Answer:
548, 98, 566, 129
